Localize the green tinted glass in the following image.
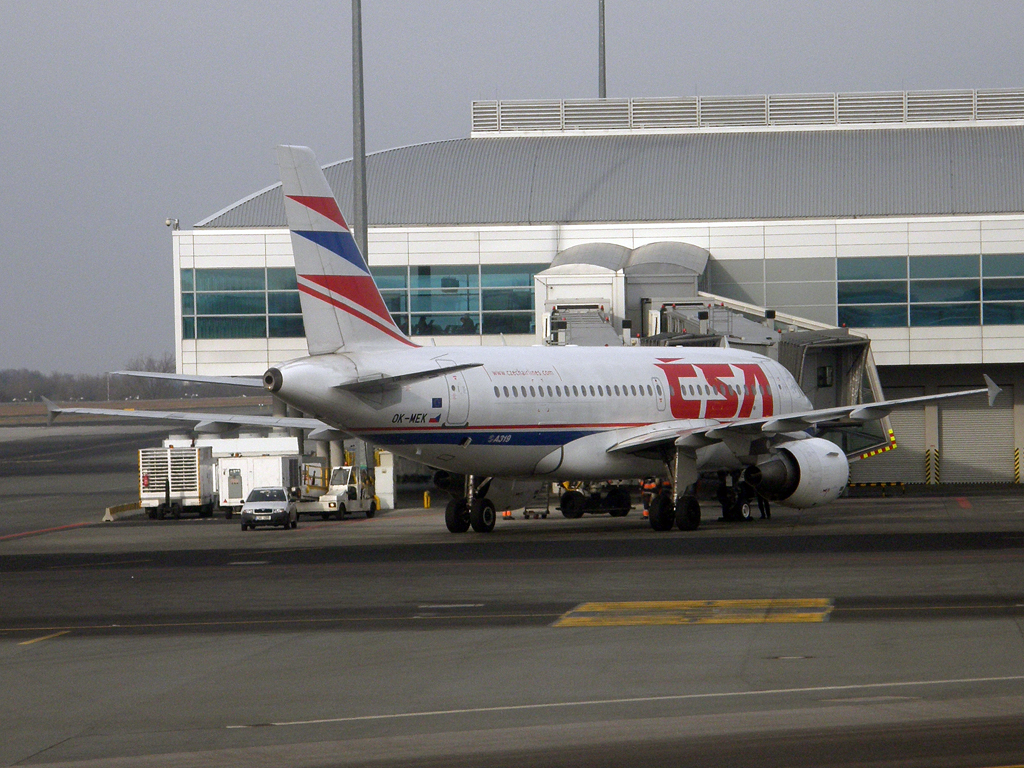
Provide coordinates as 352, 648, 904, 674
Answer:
268, 316, 305, 337
837, 281, 907, 305
837, 305, 907, 328
267, 268, 298, 290
983, 302, 1024, 325
910, 303, 979, 326
836, 257, 906, 281
196, 293, 266, 315
482, 313, 535, 334
983, 277, 1024, 301
197, 316, 267, 339
481, 264, 547, 287
909, 255, 979, 279
369, 267, 408, 290
195, 268, 265, 291
982, 254, 1024, 277
411, 291, 479, 313
482, 288, 534, 311
909, 280, 979, 303
411, 265, 479, 289
268, 292, 301, 314
180, 269, 194, 291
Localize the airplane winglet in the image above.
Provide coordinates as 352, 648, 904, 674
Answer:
983, 374, 1002, 406
41, 396, 59, 426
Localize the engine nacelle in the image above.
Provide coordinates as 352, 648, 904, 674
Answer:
743, 437, 849, 509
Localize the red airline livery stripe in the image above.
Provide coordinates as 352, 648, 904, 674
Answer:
297, 283, 417, 347
287, 195, 348, 229
301, 274, 393, 324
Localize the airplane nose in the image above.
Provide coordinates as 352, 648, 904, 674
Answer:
263, 367, 283, 393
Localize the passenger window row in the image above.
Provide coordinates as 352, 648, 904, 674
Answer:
493, 383, 657, 399
683, 383, 769, 397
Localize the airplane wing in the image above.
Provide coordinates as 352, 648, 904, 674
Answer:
606, 375, 1002, 457
41, 397, 336, 436
112, 370, 265, 387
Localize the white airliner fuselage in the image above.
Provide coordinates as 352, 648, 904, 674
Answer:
269, 345, 810, 480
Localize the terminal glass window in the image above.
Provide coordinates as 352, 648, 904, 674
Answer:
836, 257, 909, 328
372, 263, 544, 337
181, 267, 304, 340
982, 255, 1024, 325
837, 254, 991, 328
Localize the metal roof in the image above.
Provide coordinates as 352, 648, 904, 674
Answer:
196, 126, 1024, 229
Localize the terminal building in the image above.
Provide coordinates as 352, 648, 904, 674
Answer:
172, 88, 1024, 485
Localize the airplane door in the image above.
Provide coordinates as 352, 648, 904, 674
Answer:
438, 358, 470, 425
652, 377, 666, 411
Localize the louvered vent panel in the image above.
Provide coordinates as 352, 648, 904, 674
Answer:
170, 449, 199, 494
471, 101, 499, 132
906, 90, 974, 122
630, 98, 698, 128
700, 95, 767, 126
563, 99, 630, 130
769, 93, 836, 125
498, 101, 562, 130
976, 89, 1024, 119
140, 450, 169, 488
838, 92, 905, 123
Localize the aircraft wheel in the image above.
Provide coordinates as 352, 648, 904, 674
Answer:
445, 498, 470, 533
366, 501, 376, 519
470, 498, 496, 533
560, 490, 585, 519
675, 495, 701, 531
648, 493, 675, 531
737, 501, 752, 521
606, 487, 632, 517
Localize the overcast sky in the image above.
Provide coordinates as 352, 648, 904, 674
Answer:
3, 1, 1023, 374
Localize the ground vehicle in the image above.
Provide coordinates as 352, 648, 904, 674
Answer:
239, 487, 298, 530
217, 454, 327, 518
139, 446, 216, 519
296, 465, 376, 520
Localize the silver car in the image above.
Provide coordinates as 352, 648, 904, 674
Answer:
240, 487, 298, 531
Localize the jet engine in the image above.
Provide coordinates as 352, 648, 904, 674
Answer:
743, 437, 849, 509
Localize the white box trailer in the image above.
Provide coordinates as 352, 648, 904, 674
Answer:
139, 446, 216, 519
217, 455, 328, 518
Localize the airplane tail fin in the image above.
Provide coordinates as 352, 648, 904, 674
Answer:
276, 145, 414, 354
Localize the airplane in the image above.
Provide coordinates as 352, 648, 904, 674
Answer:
47, 145, 1001, 534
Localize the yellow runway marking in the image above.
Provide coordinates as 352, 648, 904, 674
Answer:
554, 599, 834, 627
18, 631, 70, 645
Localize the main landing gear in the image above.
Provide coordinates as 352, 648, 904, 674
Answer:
648, 449, 702, 532
647, 489, 701, 531
444, 475, 496, 534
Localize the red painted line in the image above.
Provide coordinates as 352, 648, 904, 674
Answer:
298, 283, 417, 347
0, 522, 93, 542
956, 497, 973, 510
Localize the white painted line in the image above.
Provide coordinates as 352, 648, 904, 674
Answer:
417, 604, 485, 609
225, 674, 1024, 729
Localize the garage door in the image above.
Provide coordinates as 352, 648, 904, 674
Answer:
940, 386, 1014, 483
849, 389, 926, 483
